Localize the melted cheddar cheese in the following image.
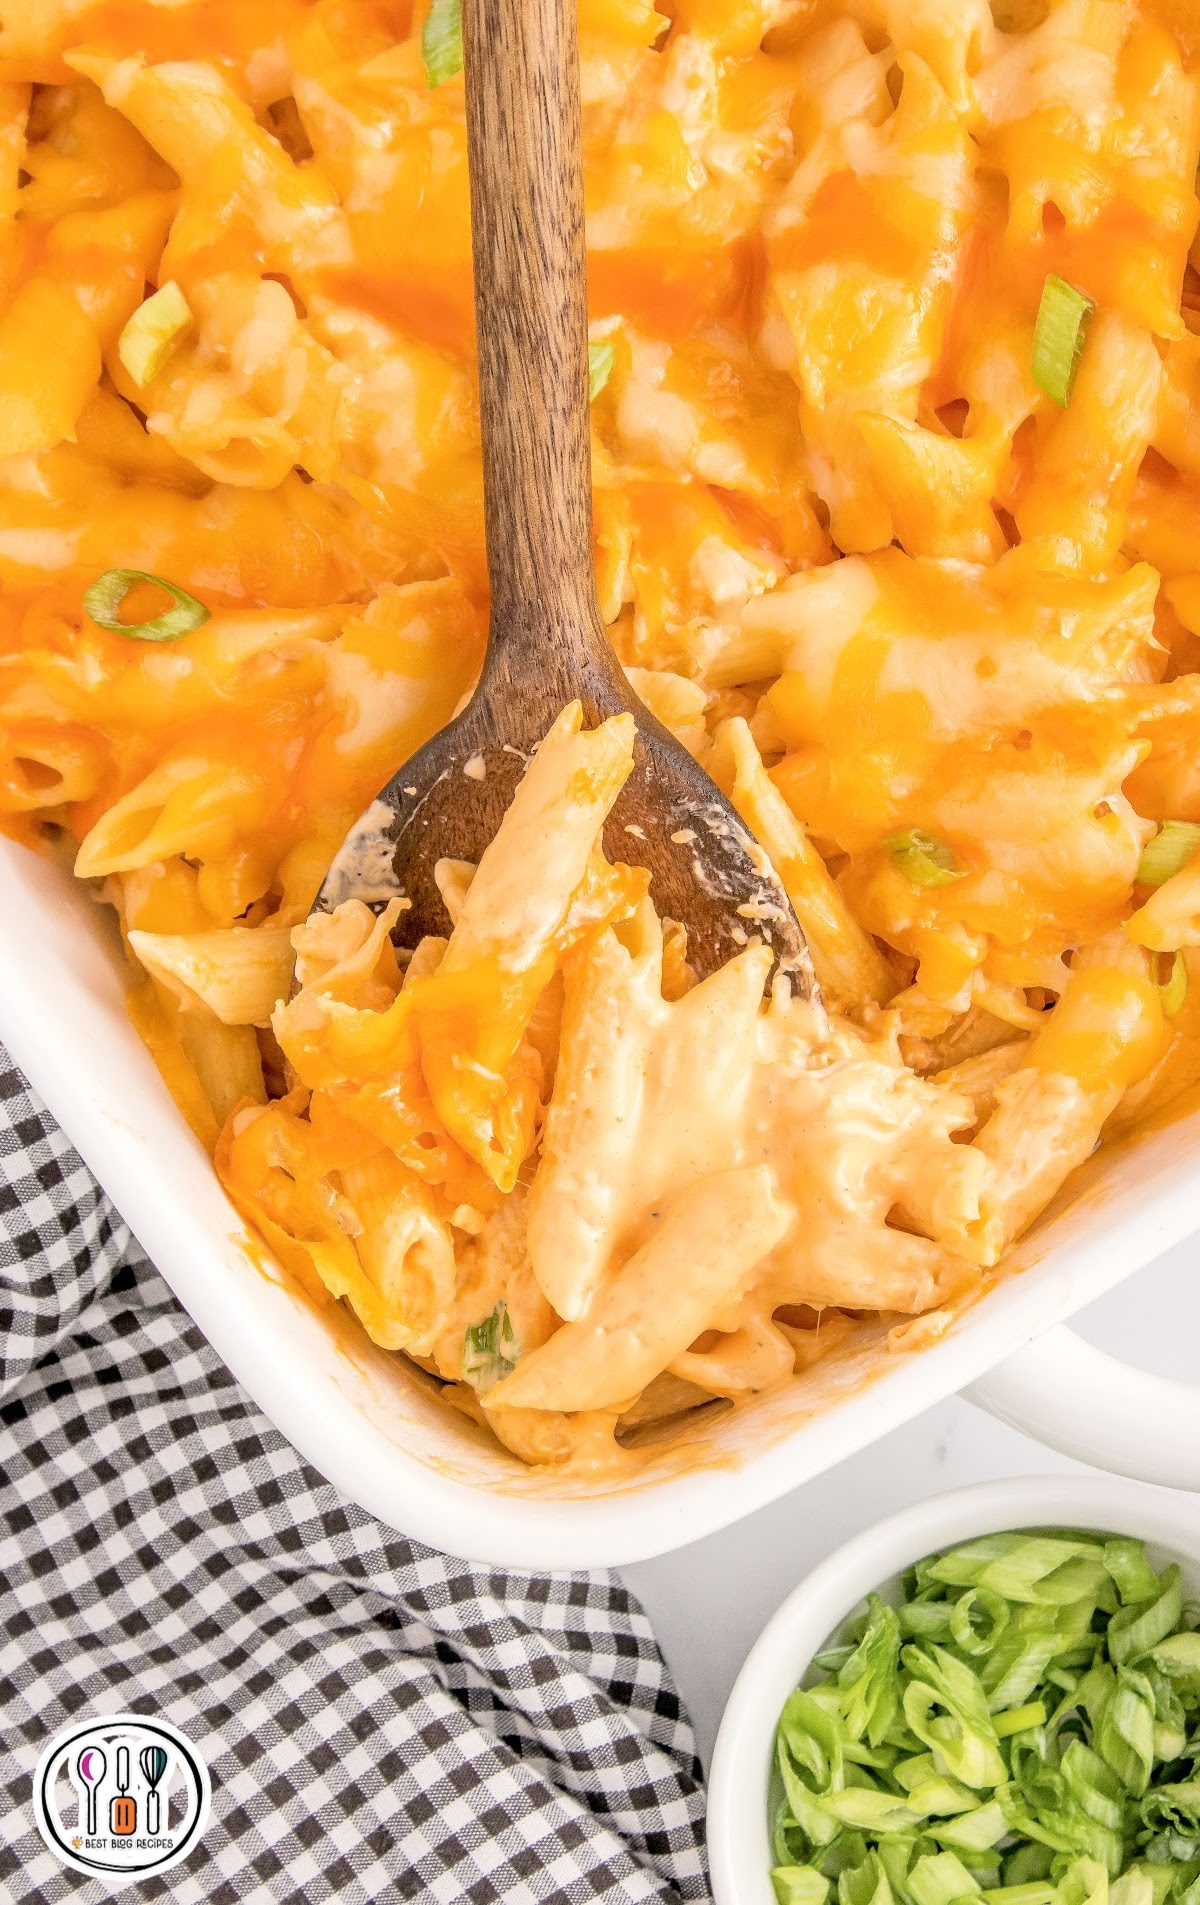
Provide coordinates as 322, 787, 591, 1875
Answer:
3, 0, 1200, 1470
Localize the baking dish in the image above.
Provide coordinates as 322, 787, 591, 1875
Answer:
706, 1475, 1200, 1905
2, 834, 1198, 1569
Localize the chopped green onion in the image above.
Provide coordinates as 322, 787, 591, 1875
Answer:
951, 1590, 1009, 1659
876, 1839, 919, 1900
908, 1851, 981, 1905
588, 339, 615, 401
775, 1794, 810, 1869
1109, 1875, 1155, 1905
982, 1886, 1055, 1905
901, 1645, 1008, 1788
993, 1702, 1047, 1738
1151, 1713, 1187, 1765
1132, 1869, 1178, 1905
931, 1800, 1008, 1852
1057, 1859, 1110, 1905
1031, 275, 1095, 408
925, 1534, 1109, 1605
904, 1770, 978, 1817
1108, 1568, 1183, 1664
1097, 1669, 1155, 1796
1104, 1539, 1164, 1607
774, 1870, 834, 1905
83, 568, 211, 642
882, 829, 965, 888
1136, 820, 1200, 887
117, 280, 193, 388
1060, 1740, 1126, 1832
838, 1595, 902, 1747
984, 1626, 1066, 1713
895, 1752, 937, 1793
769, 1530, 1200, 1905
461, 1299, 516, 1392
1138, 1780, 1200, 1856
902, 1601, 957, 1640
421, 0, 462, 87
1002, 1847, 1055, 1888
1149, 1631, 1200, 1696
820, 1791, 923, 1834
840, 1854, 895, 1905
815, 1644, 859, 1674
1159, 951, 1187, 1020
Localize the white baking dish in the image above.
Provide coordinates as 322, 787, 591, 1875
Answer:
1, 835, 1198, 1568
707, 1475, 1200, 1905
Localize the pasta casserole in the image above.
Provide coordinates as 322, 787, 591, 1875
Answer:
3, 0, 1200, 1469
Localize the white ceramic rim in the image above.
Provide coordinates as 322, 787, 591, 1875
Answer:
706, 1475, 1200, 1905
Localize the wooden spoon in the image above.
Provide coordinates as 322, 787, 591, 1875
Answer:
318, 0, 809, 985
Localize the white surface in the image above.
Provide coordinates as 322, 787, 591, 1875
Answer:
704, 1472, 1200, 1905
2, 832, 1199, 1566
623, 1233, 1200, 1770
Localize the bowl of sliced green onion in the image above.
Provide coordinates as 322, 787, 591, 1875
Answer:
707, 1479, 1200, 1905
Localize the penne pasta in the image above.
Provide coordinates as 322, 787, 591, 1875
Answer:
708, 717, 894, 1007
939, 960, 1170, 1265
178, 1016, 266, 1128
487, 1166, 791, 1414
1127, 856, 1200, 950
527, 903, 771, 1320
128, 927, 295, 1026
5, 0, 1200, 1471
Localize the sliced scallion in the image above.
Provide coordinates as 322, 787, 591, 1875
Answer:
882, 828, 965, 889
1097, 1669, 1155, 1796
461, 1299, 516, 1392
908, 1852, 981, 1905
772, 1868, 831, 1905
1149, 1630, 1200, 1693
1031, 274, 1095, 409
1136, 820, 1200, 887
1104, 1539, 1163, 1606
117, 280, 193, 389
83, 569, 211, 642
769, 1529, 1200, 1905
421, 0, 462, 87
588, 340, 615, 401
1159, 951, 1187, 1020
950, 1587, 1009, 1657
993, 1701, 1046, 1738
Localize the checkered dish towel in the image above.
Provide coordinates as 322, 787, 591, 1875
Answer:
0, 1052, 710, 1904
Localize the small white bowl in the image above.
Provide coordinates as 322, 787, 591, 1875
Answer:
707, 1475, 1200, 1905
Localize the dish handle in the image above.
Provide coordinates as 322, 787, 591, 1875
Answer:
964, 1325, 1200, 1491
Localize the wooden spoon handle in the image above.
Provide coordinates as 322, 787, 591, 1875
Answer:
462, 0, 610, 675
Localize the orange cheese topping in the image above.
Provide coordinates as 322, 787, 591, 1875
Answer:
3, 0, 1200, 1467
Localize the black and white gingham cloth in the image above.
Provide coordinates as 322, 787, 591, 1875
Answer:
0, 1053, 709, 1902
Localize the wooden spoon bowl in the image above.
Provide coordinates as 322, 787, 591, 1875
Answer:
318, 0, 809, 985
